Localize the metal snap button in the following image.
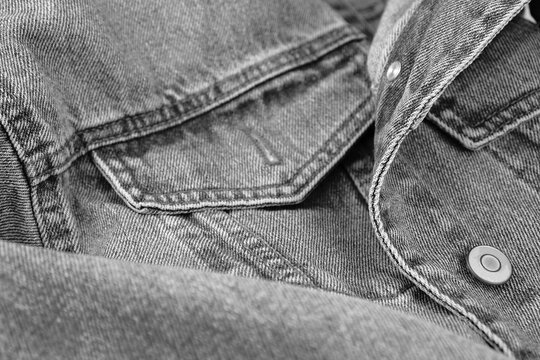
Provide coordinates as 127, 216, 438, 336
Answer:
386, 61, 401, 81
467, 246, 512, 285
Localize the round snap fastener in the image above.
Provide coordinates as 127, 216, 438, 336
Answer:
480, 254, 501, 272
467, 246, 511, 285
386, 61, 402, 81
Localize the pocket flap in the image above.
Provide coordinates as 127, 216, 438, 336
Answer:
426, 17, 540, 149
91, 39, 373, 214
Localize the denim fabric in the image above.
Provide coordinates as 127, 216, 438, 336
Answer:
0, 125, 41, 245
376, 15, 540, 358
324, 0, 387, 40
0, 0, 368, 252
0, 240, 508, 360
0, 0, 539, 358
369, 0, 538, 358
429, 17, 540, 149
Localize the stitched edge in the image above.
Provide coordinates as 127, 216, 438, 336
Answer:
212, 212, 319, 287
92, 95, 375, 213
427, 91, 540, 149
368, 2, 527, 357
476, 87, 540, 129
426, 16, 540, 131
25, 26, 365, 185
34, 175, 81, 251
425, 16, 540, 149
0, 120, 44, 246
485, 137, 540, 194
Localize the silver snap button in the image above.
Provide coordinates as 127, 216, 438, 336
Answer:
480, 254, 501, 272
386, 61, 401, 81
467, 246, 511, 285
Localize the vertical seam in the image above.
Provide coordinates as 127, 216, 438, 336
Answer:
368, 2, 528, 357
0, 120, 45, 246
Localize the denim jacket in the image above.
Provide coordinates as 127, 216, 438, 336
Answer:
0, 0, 538, 359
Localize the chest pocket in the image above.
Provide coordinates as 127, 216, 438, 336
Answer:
426, 17, 540, 149
90, 32, 372, 214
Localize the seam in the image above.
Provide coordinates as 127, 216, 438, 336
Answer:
374, 284, 505, 343
342, 161, 372, 206
103, 93, 372, 202
475, 87, 540, 129
222, 197, 421, 302
370, 122, 513, 356
431, 87, 540, 136
119, 103, 371, 212
220, 212, 319, 287
315, 166, 426, 301
431, 87, 540, 131
27, 26, 365, 185
0, 118, 45, 246
485, 145, 540, 195
368, 2, 526, 357
427, 93, 540, 149
426, 112, 477, 145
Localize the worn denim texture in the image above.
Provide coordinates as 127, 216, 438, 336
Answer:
0, 0, 539, 358
369, 0, 538, 358
0, 240, 508, 360
324, 0, 386, 40
375, 14, 540, 358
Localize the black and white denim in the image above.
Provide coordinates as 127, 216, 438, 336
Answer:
0, 0, 538, 358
